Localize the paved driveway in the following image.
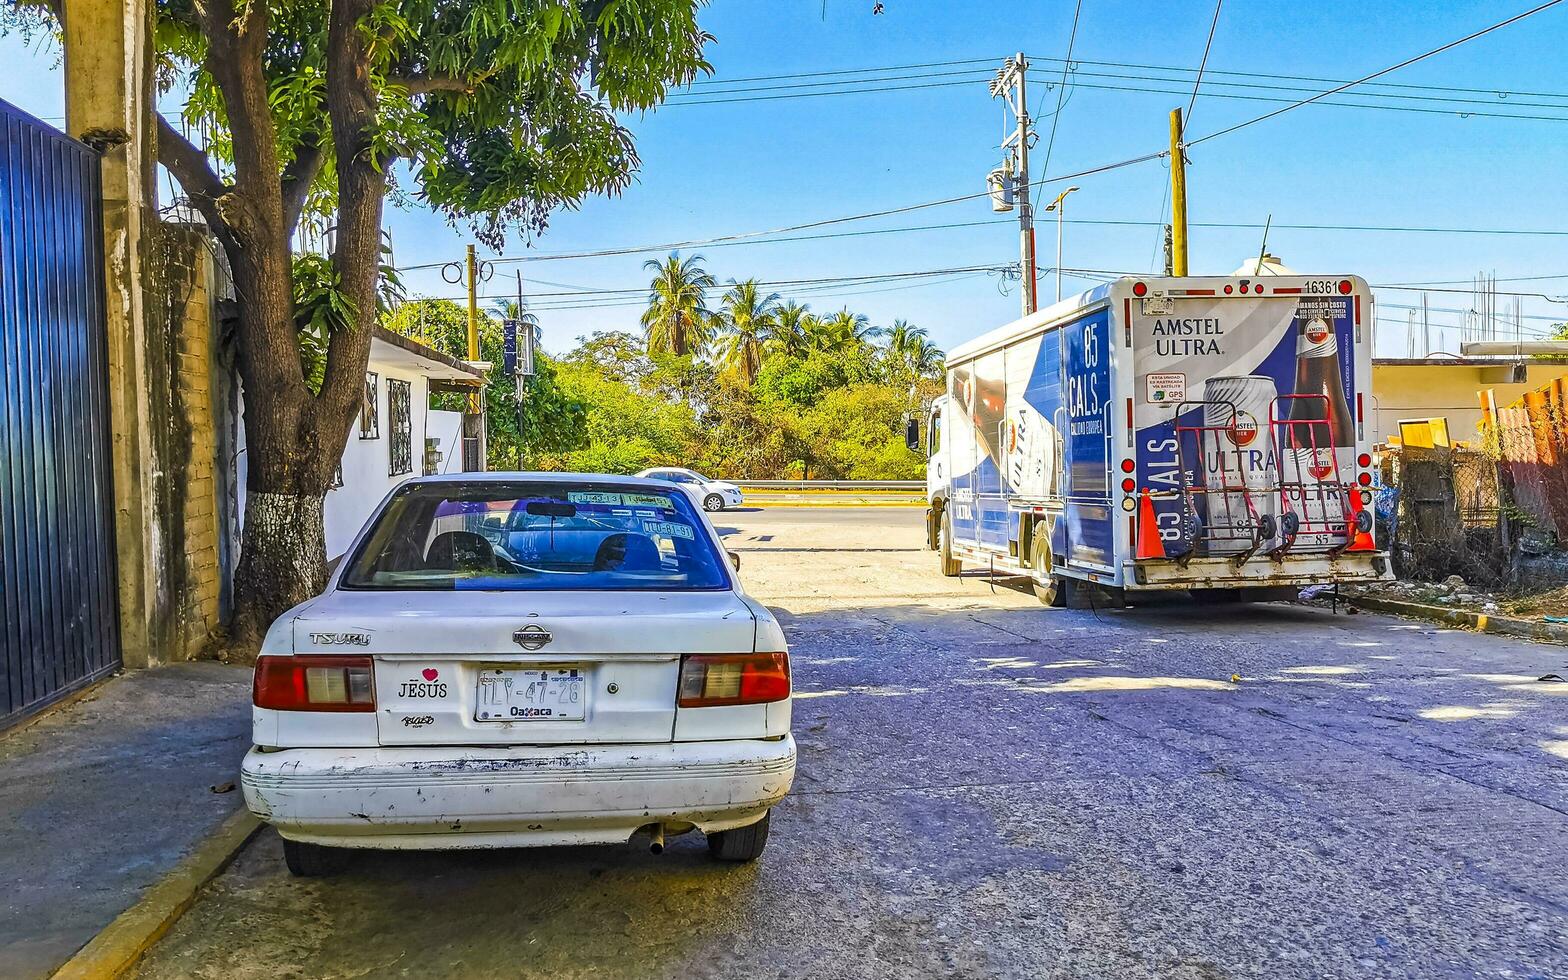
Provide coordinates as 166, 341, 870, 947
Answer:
135, 508, 1568, 979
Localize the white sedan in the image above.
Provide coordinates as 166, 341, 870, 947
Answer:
635, 467, 745, 512
242, 473, 795, 876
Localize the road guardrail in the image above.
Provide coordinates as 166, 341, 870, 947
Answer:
731, 480, 923, 491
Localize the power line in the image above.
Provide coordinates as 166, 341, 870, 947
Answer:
395, 215, 1568, 276
1188, 0, 1567, 146
1186, 0, 1225, 122
1037, 0, 1084, 179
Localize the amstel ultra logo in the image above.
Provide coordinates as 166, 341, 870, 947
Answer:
1226, 410, 1261, 448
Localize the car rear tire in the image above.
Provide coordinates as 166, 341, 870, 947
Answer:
939, 509, 962, 577
283, 838, 349, 878
703, 493, 724, 512
708, 812, 770, 861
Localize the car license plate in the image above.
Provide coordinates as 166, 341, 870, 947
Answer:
475, 667, 586, 722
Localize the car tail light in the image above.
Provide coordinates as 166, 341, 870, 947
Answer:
254, 656, 375, 712
678, 652, 789, 707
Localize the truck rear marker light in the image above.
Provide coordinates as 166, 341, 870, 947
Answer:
1253, 284, 1264, 294
1121, 477, 1136, 493
1358, 452, 1372, 468
1338, 279, 1353, 295
1272, 287, 1302, 295
1132, 281, 1148, 297
254, 656, 375, 712
1120, 458, 1135, 473
1358, 472, 1373, 486
1223, 285, 1234, 295
678, 652, 789, 708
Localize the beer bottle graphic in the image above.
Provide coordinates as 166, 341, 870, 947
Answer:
1285, 310, 1355, 546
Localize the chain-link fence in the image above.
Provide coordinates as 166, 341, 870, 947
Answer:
1383, 445, 1508, 586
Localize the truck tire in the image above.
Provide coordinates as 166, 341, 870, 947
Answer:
1030, 523, 1067, 607
926, 506, 940, 551
939, 509, 962, 577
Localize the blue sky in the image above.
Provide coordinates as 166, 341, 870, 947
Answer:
4, 0, 1566, 358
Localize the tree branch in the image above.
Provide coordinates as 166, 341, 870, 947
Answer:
387, 74, 473, 96
280, 137, 326, 236
156, 114, 230, 223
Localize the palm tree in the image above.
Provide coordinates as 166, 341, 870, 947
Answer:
809, 308, 877, 352
715, 279, 781, 384
905, 336, 945, 379
882, 319, 942, 379
641, 253, 717, 357
768, 301, 814, 357
883, 319, 928, 358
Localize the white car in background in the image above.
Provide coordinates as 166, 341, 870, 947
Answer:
242, 473, 794, 876
636, 467, 745, 512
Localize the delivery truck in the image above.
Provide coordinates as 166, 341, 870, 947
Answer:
910, 272, 1392, 605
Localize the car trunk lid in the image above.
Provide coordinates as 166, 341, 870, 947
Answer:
291, 590, 756, 746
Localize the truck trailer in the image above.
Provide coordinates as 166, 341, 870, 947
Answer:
911, 273, 1392, 605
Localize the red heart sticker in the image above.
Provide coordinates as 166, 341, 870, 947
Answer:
421, 668, 439, 682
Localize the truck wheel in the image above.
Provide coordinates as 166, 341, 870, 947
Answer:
708, 812, 770, 861
283, 838, 349, 878
1030, 524, 1067, 607
939, 509, 962, 577
926, 507, 940, 551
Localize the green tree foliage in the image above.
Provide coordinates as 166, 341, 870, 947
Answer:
536, 281, 944, 479
2, 0, 712, 645
382, 299, 586, 468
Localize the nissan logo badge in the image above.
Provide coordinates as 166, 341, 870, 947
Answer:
513, 624, 552, 650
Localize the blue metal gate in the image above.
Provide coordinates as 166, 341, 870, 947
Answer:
0, 99, 120, 728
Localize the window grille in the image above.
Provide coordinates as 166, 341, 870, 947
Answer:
360, 372, 379, 439
388, 378, 413, 476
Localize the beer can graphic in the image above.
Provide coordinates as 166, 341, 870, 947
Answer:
1201, 375, 1279, 554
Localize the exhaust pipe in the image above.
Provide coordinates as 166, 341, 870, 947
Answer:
648, 825, 665, 854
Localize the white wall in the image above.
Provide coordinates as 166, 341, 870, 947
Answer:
323, 360, 431, 559
235, 353, 468, 562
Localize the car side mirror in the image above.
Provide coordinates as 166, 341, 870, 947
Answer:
904, 416, 920, 452
727, 550, 741, 571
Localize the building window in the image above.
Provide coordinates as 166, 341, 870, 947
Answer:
360, 372, 380, 439
388, 378, 413, 476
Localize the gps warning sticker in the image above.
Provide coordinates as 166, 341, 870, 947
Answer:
642, 519, 695, 541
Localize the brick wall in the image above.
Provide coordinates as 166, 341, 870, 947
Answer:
149, 223, 225, 661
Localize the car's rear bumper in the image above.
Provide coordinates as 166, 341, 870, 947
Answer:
241, 736, 796, 850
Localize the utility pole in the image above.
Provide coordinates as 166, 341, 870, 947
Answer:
1169, 108, 1189, 276
464, 244, 480, 413
514, 270, 527, 472
990, 53, 1036, 317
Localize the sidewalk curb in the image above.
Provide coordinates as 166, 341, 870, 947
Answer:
1347, 595, 1568, 646
51, 807, 263, 980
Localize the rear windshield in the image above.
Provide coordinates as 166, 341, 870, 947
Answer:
340, 482, 729, 591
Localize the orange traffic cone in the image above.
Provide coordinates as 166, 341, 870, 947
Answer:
1135, 489, 1166, 560
1345, 486, 1375, 552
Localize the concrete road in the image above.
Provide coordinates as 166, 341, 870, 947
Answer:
136, 509, 1568, 979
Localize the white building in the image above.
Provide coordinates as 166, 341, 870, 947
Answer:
232, 328, 486, 561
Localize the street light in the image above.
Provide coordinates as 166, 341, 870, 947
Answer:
1043, 185, 1080, 304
